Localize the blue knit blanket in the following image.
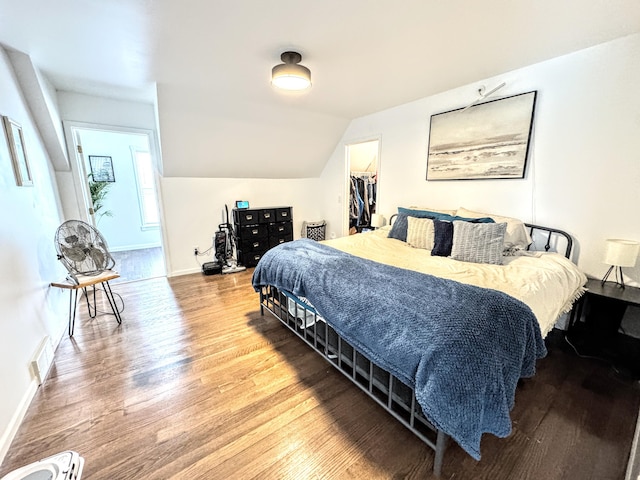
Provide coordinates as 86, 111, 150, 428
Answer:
252, 239, 547, 459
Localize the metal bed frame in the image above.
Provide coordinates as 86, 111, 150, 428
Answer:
258, 223, 574, 476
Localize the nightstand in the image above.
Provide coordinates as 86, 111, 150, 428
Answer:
568, 278, 640, 376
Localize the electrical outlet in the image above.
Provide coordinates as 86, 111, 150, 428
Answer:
193, 246, 199, 256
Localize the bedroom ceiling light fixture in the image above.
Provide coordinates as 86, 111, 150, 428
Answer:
461, 81, 506, 112
272, 51, 311, 91
601, 238, 640, 288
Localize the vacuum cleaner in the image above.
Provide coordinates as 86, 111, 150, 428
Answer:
216, 204, 246, 274
202, 204, 246, 275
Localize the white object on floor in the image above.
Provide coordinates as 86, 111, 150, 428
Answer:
1, 450, 84, 480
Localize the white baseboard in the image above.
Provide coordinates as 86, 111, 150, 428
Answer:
109, 243, 162, 253
168, 267, 202, 277
0, 323, 68, 465
0, 380, 37, 466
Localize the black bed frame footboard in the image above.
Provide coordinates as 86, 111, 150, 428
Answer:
259, 286, 449, 476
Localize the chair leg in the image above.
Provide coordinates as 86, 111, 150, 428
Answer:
83, 286, 97, 318
69, 289, 79, 336
102, 281, 122, 325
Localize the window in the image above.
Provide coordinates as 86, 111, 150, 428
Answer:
131, 148, 160, 228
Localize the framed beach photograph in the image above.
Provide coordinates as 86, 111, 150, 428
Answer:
2, 116, 33, 186
89, 155, 115, 182
426, 91, 537, 181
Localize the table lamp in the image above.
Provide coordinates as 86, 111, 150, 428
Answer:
370, 214, 386, 229
601, 238, 640, 288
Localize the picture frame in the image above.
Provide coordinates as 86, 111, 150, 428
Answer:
426, 91, 537, 181
2, 116, 33, 186
88, 155, 115, 182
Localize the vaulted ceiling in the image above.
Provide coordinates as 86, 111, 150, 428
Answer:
1, 0, 639, 178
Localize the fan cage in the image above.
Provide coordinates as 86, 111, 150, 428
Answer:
55, 220, 115, 280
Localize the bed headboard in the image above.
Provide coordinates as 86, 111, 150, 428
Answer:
525, 223, 573, 259
386, 215, 574, 259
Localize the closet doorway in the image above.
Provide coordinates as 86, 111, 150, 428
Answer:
345, 138, 380, 235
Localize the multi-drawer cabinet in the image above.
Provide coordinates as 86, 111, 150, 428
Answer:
233, 206, 293, 267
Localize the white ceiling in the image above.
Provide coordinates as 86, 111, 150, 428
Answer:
1, 0, 639, 178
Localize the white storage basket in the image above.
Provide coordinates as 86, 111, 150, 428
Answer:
302, 220, 326, 241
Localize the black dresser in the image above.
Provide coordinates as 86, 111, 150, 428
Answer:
232, 206, 293, 267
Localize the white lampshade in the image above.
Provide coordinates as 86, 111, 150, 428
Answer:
272, 51, 311, 91
603, 239, 640, 267
370, 213, 385, 228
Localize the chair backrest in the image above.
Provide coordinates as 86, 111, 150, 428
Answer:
302, 220, 326, 241
54, 220, 116, 279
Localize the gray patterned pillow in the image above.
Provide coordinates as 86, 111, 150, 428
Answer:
450, 221, 507, 265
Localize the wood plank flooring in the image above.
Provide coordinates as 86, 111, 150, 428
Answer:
110, 247, 165, 284
1, 271, 639, 479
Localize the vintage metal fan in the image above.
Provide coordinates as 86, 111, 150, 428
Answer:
54, 220, 115, 284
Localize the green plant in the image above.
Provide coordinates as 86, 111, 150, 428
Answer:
88, 173, 113, 223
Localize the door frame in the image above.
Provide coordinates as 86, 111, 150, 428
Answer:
62, 120, 171, 274
343, 136, 382, 237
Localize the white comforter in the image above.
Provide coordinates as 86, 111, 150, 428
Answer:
323, 228, 587, 337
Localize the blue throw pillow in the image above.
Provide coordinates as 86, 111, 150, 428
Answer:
432, 220, 454, 256
398, 207, 453, 221
388, 213, 409, 241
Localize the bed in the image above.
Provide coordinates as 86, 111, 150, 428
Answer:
252, 208, 587, 476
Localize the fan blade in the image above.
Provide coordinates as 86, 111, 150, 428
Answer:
62, 245, 87, 262
89, 248, 106, 270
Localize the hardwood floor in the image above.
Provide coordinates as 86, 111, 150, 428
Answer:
110, 247, 165, 284
1, 271, 639, 479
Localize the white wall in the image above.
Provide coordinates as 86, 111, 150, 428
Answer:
0, 46, 68, 463
320, 33, 640, 283
57, 92, 157, 131
161, 177, 322, 275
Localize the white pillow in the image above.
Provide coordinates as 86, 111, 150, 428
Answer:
451, 221, 507, 265
406, 217, 435, 250
456, 207, 532, 250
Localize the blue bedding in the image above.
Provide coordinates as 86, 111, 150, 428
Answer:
252, 239, 547, 459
